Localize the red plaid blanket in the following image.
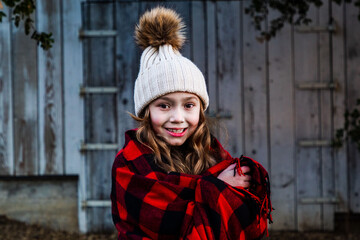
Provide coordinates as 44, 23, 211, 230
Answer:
111, 129, 272, 240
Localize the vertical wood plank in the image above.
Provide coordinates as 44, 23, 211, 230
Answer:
169, 2, 191, 59
192, 2, 219, 133
116, 2, 138, 149
62, 0, 84, 174
318, 0, 335, 230
83, 2, 116, 232
268, 13, 296, 230
0, 6, 14, 175
294, 7, 322, 231
62, 0, 85, 232
332, 1, 348, 213
346, 1, 360, 213
216, 1, 243, 157
205, 1, 219, 136
37, 0, 64, 175
191, 2, 206, 76
12, 8, 38, 175
242, 1, 268, 166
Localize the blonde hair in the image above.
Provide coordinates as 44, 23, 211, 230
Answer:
131, 104, 217, 175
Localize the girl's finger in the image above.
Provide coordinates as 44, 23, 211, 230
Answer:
240, 166, 251, 174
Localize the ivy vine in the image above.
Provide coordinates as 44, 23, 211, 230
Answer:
333, 99, 360, 151
0, 0, 54, 50
245, 0, 360, 41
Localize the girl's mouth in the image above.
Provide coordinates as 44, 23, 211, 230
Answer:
165, 128, 187, 137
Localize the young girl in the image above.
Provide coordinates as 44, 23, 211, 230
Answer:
111, 7, 272, 240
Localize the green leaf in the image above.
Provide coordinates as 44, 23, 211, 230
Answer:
314, 0, 324, 7
332, 138, 343, 148
0, 12, 7, 22
31, 31, 54, 50
24, 17, 33, 35
14, 15, 20, 27
332, 0, 342, 5
336, 129, 344, 138
3, 0, 16, 8
351, 109, 360, 119
345, 110, 350, 118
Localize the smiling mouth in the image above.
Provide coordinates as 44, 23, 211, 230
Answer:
166, 128, 186, 133
165, 128, 187, 137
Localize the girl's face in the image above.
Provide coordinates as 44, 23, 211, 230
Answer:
148, 92, 201, 146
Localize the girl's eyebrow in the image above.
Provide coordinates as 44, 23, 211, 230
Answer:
156, 96, 174, 103
158, 96, 199, 102
183, 96, 199, 101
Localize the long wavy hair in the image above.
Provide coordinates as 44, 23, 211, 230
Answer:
131, 104, 217, 175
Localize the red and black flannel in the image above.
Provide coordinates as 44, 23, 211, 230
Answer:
111, 129, 272, 240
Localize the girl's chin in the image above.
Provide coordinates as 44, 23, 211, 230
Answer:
166, 139, 186, 146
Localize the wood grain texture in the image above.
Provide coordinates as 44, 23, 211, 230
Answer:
242, 0, 268, 167
216, 1, 243, 157
62, 0, 84, 175
12, 10, 38, 175
116, 1, 139, 148
318, 0, 335, 230
294, 6, 322, 231
332, 1, 348, 213
268, 12, 296, 230
346, 1, 360, 213
37, 0, 64, 175
205, 1, 219, 137
83, 1, 117, 232
0, 6, 13, 175
62, 0, 86, 232
191, 2, 206, 79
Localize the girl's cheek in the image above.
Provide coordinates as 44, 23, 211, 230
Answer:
189, 114, 200, 126
150, 116, 162, 130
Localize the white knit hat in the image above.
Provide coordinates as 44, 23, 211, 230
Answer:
134, 7, 209, 116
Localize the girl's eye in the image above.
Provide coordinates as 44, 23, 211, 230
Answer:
185, 103, 195, 109
159, 103, 170, 109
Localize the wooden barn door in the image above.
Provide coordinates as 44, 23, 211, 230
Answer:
81, 1, 122, 232
293, 1, 344, 231
79, 0, 144, 232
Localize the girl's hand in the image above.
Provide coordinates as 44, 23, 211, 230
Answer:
217, 163, 252, 188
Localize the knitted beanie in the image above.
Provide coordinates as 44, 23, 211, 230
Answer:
134, 7, 209, 116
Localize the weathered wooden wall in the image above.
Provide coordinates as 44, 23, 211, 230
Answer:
0, 0, 359, 233
0, 0, 86, 231
346, 1, 360, 216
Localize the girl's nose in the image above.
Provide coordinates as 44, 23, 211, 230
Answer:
170, 108, 184, 123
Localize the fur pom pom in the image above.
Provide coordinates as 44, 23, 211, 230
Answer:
135, 7, 185, 50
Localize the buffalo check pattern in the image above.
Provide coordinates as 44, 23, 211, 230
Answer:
111, 129, 272, 240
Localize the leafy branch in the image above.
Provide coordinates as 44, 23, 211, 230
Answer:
333, 99, 360, 151
0, 0, 54, 50
245, 0, 360, 42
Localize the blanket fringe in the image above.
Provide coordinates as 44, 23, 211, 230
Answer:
234, 155, 274, 236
